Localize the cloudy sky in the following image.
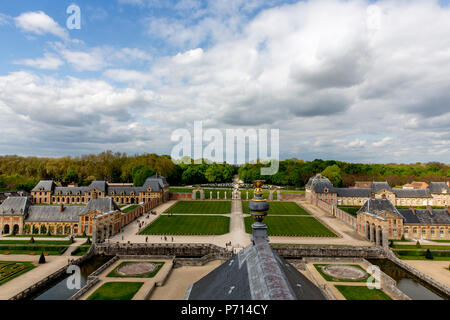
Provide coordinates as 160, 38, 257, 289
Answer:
0, 0, 449, 163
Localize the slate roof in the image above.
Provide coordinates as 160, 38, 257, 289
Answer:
429, 182, 450, 194
32, 180, 55, 192
88, 181, 108, 192
82, 198, 119, 214
26, 206, 85, 222
393, 189, 432, 198
399, 209, 450, 225
357, 198, 402, 218
0, 197, 31, 216
54, 186, 89, 196
335, 188, 371, 197
306, 174, 335, 193
371, 182, 392, 193
186, 238, 327, 300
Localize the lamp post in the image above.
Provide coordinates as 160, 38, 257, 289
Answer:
248, 180, 270, 244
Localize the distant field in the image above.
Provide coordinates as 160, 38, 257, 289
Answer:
335, 285, 392, 300
165, 201, 231, 215
140, 215, 230, 235
242, 201, 309, 215
244, 216, 337, 237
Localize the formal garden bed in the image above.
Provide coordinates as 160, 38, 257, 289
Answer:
0, 261, 35, 286
140, 215, 230, 235
87, 282, 144, 300
313, 264, 371, 283
244, 216, 337, 237
242, 201, 309, 215
71, 239, 92, 256
335, 285, 392, 300
107, 261, 164, 278
164, 200, 231, 215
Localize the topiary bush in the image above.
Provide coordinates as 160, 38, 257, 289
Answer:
416, 241, 421, 249
30, 237, 35, 244
38, 252, 46, 264
425, 249, 434, 260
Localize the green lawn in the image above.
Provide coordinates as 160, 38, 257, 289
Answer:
335, 285, 392, 300
242, 201, 309, 215
87, 282, 144, 300
107, 261, 164, 278
244, 216, 337, 237
140, 215, 230, 235
0, 243, 69, 255
280, 190, 305, 194
71, 240, 92, 256
6, 234, 68, 238
203, 189, 233, 199
0, 261, 35, 286
313, 264, 371, 283
165, 201, 231, 215
392, 244, 450, 250
0, 239, 72, 245
122, 204, 140, 213
393, 250, 450, 261
169, 187, 194, 193
337, 206, 360, 216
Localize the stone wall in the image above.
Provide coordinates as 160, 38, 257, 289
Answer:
274, 246, 386, 259
279, 193, 305, 201
95, 243, 232, 259
169, 193, 192, 200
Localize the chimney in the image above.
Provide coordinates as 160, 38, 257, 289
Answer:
426, 205, 432, 215
60, 204, 64, 212
409, 206, 415, 215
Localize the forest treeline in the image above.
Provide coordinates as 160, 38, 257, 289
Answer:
0, 151, 448, 192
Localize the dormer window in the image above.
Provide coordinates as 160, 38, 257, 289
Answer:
324, 188, 329, 193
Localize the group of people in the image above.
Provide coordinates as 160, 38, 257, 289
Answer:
160, 236, 174, 242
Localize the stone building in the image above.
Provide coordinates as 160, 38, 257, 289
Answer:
0, 194, 153, 241
357, 198, 450, 242
31, 175, 169, 206
305, 174, 449, 207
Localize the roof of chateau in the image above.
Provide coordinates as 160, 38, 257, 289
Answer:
26, 206, 85, 222
357, 198, 402, 218
306, 174, 335, 193
398, 209, 450, 225
0, 197, 32, 215
31, 175, 169, 196
186, 237, 327, 300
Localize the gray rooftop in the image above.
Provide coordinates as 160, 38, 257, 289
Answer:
0, 197, 31, 216
187, 238, 327, 300
399, 208, 450, 225
26, 206, 85, 222
82, 198, 119, 214
335, 188, 371, 197
429, 182, 450, 194
358, 198, 402, 218
32, 180, 55, 192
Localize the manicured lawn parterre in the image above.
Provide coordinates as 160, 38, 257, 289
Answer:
87, 282, 144, 300
244, 216, 337, 237
165, 201, 231, 215
71, 239, 92, 256
313, 264, 371, 283
107, 261, 164, 278
0, 261, 35, 286
393, 250, 450, 261
335, 285, 392, 300
140, 215, 230, 235
0, 240, 70, 255
242, 201, 309, 215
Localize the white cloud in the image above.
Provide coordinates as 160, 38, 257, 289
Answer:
173, 48, 204, 64
15, 53, 64, 70
372, 137, 394, 147
14, 11, 69, 40
0, 13, 11, 25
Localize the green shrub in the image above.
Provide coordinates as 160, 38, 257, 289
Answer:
425, 249, 434, 260
416, 241, 421, 248
30, 237, 35, 244
39, 252, 46, 264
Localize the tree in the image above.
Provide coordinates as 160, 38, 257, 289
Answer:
30, 236, 35, 244
132, 165, 155, 187
321, 165, 342, 187
425, 249, 434, 260
39, 252, 46, 264
416, 241, 421, 249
